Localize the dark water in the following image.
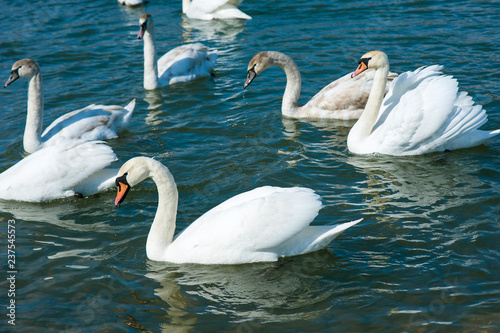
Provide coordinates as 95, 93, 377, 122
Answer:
0, 0, 499, 331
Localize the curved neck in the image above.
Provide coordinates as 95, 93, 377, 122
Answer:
348, 64, 389, 148
182, 0, 190, 13
146, 162, 179, 261
269, 53, 302, 117
143, 27, 160, 90
24, 73, 44, 153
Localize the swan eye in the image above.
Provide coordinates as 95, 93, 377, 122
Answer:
115, 172, 129, 187
358, 57, 371, 66
11, 66, 21, 75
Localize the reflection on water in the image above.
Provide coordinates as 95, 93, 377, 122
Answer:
346, 153, 485, 218
180, 17, 245, 45
146, 250, 345, 328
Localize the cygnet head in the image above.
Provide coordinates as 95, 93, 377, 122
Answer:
244, 51, 276, 89
352, 50, 389, 78
115, 157, 154, 206
4, 59, 40, 88
138, 13, 153, 40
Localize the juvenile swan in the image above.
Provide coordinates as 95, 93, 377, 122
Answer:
138, 14, 217, 89
347, 50, 500, 155
114, 157, 361, 264
4, 59, 135, 154
244, 51, 397, 120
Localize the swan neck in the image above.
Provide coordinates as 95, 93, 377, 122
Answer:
146, 163, 178, 261
182, 0, 191, 13
349, 65, 389, 144
143, 28, 160, 90
24, 72, 44, 153
277, 55, 301, 117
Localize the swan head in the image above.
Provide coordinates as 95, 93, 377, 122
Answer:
244, 52, 275, 89
138, 13, 153, 40
4, 59, 40, 88
115, 157, 153, 207
351, 51, 389, 78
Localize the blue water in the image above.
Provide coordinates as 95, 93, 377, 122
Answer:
1, 0, 499, 331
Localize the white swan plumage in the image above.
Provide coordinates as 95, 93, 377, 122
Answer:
182, 0, 251, 20
138, 14, 218, 89
244, 51, 397, 120
114, 157, 361, 264
347, 50, 500, 155
0, 141, 117, 202
4, 59, 135, 154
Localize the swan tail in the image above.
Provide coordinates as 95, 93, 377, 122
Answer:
122, 99, 136, 125
303, 219, 363, 254
213, 6, 251, 20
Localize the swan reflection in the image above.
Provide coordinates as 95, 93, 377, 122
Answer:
180, 17, 245, 45
346, 153, 485, 216
146, 251, 344, 328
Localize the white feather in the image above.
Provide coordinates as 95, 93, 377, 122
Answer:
0, 141, 117, 202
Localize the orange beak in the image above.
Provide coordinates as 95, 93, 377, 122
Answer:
351, 61, 368, 78
115, 180, 130, 207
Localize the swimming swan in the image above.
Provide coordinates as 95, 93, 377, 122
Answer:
4, 59, 135, 154
244, 51, 397, 120
138, 14, 218, 89
114, 157, 361, 264
347, 50, 500, 155
0, 141, 117, 202
182, 0, 251, 20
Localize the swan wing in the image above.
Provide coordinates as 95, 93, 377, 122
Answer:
369, 66, 489, 154
305, 70, 397, 119
41, 100, 135, 147
157, 43, 217, 85
168, 186, 323, 263
0, 141, 116, 202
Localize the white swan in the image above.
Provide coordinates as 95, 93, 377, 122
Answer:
347, 50, 500, 155
138, 14, 218, 89
114, 157, 362, 264
4, 59, 135, 154
182, 0, 251, 20
118, 0, 147, 6
0, 141, 117, 202
244, 51, 397, 120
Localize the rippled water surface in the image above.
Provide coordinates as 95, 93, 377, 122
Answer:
1, 0, 499, 331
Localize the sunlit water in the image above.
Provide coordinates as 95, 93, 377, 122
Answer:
0, 0, 499, 331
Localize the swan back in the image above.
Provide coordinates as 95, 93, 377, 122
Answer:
184, 0, 251, 20
40, 99, 136, 147
166, 186, 324, 264
157, 43, 217, 85
0, 141, 116, 202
